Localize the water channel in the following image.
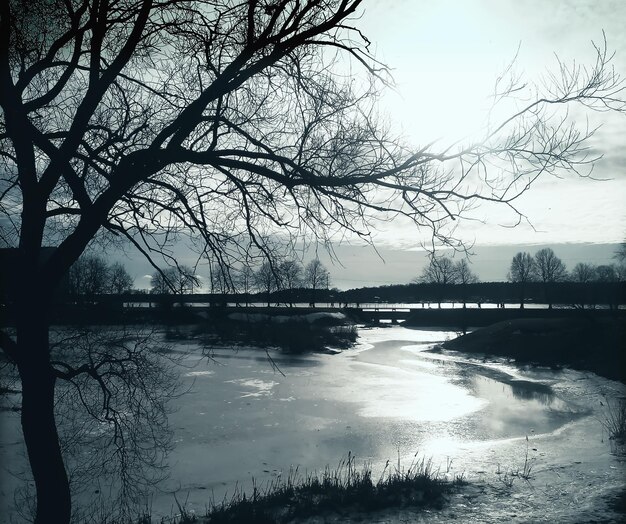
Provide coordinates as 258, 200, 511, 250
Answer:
1, 325, 624, 522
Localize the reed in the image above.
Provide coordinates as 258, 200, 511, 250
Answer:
204, 451, 462, 523
600, 395, 626, 443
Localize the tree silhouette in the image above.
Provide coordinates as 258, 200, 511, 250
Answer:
255, 260, 278, 307
68, 255, 109, 297
304, 258, 330, 307
571, 262, 596, 284
278, 259, 303, 307
417, 256, 458, 307
209, 262, 232, 295
108, 262, 134, 294
419, 257, 458, 285
236, 264, 255, 306
454, 259, 479, 307
150, 269, 172, 295
1, 1, 625, 521
534, 248, 567, 308
508, 252, 537, 309
151, 266, 199, 295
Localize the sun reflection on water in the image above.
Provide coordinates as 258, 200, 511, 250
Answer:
356, 363, 487, 422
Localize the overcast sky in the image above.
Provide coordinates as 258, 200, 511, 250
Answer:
125, 1, 626, 289
353, 0, 626, 250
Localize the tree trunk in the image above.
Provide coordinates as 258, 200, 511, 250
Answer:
17, 312, 71, 524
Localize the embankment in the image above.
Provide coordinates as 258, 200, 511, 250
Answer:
441, 316, 626, 383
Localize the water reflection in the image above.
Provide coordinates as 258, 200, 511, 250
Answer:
352, 337, 581, 440
466, 374, 576, 438
355, 363, 487, 422
470, 375, 567, 409
509, 379, 555, 403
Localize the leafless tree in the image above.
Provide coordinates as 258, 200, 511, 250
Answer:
419, 257, 458, 286
255, 260, 278, 307
570, 262, 597, 308
108, 261, 134, 294
613, 241, 626, 281
68, 255, 110, 297
304, 258, 329, 307
151, 265, 199, 295
534, 248, 567, 308
209, 262, 232, 295
0, 1, 624, 521
416, 256, 458, 307
508, 252, 537, 309
173, 265, 200, 294
278, 259, 303, 306
454, 259, 479, 307
454, 259, 479, 285
150, 269, 173, 295
571, 262, 596, 283
236, 264, 255, 306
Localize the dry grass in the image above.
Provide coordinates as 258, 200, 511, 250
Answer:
203, 452, 462, 523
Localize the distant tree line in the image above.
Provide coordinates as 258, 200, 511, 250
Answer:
414, 257, 479, 307
149, 258, 332, 307
42, 246, 626, 310
507, 247, 626, 308
337, 280, 624, 310
68, 255, 133, 297
405, 246, 625, 309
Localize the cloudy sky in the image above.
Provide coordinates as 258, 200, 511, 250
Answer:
127, 1, 625, 289
355, 0, 625, 247
300, 0, 626, 288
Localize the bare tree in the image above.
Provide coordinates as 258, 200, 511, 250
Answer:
613, 242, 626, 282
534, 248, 567, 308
508, 252, 537, 309
255, 260, 278, 307
417, 256, 458, 307
68, 255, 109, 297
454, 259, 479, 307
236, 264, 255, 306
209, 262, 231, 295
108, 262, 134, 294
571, 262, 596, 283
150, 269, 173, 295
0, 1, 624, 521
151, 265, 199, 296
419, 257, 458, 285
278, 259, 303, 307
175, 265, 200, 294
570, 262, 597, 308
304, 258, 330, 307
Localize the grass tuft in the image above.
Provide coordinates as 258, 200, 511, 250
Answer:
204, 452, 462, 523
600, 396, 626, 444
494, 436, 535, 489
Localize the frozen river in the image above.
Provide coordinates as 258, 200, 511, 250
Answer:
1, 326, 625, 522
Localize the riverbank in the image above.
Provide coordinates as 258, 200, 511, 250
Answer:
2, 326, 625, 523
440, 317, 626, 383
